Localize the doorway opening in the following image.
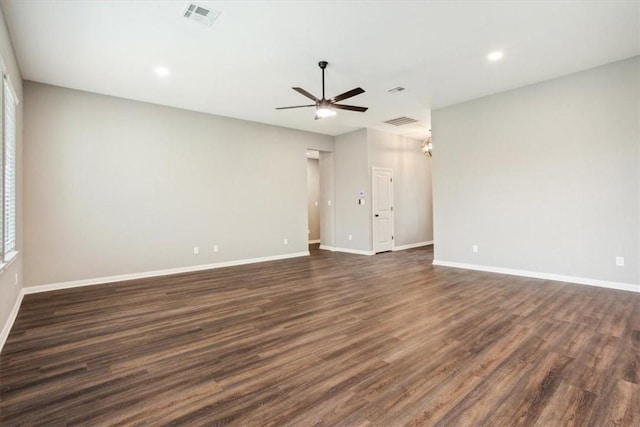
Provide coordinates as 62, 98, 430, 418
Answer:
306, 149, 335, 254
306, 150, 321, 251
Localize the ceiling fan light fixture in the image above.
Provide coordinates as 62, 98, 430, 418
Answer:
316, 106, 336, 118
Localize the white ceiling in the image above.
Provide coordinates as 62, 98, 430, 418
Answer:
2, 1, 639, 139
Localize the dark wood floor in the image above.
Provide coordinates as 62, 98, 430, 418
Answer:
1, 245, 639, 426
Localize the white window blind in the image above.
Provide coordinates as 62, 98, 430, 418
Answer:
0, 75, 3, 258
4, 76, 16, 256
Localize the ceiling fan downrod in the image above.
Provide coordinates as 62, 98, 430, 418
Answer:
319, 61, 328, 100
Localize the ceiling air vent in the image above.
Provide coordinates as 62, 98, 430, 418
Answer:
183, 2, 221, 27
387, 86, 406, 94
384, 117, 419, 126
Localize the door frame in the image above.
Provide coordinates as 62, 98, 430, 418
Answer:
371, 167, 394, 253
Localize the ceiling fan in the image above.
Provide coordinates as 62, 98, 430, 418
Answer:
276, 61, 368, 120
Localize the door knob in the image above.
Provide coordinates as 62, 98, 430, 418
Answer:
375, 214, 379, 217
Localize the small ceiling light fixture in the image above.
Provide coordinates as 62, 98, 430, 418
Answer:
154, 66, 170, 77
421, 129, 433, 157
487, 51, 504, 62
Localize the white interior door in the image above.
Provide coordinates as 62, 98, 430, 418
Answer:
372, 167, 394, 253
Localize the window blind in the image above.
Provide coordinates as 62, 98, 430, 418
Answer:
4, 77, 16, 256
0, 76, 3, 258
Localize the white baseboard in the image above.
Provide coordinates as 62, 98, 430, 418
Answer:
23, 251, 310, 295
318, 245, 375, 256
393, 241, 433, 251
0, 288, 24, 353
308, 240, 320, 244
432, 259, 639, 293
334, 247, 375, 256
322, 240, 434, 254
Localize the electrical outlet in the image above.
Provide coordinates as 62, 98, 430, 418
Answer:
328, 200, 332, 206
348, 234, 353, 241
616, 256, 624, 267
472, 245, 479, 253
284, 238, 288, 245
193, 246, 199, 255
213, 245, 219, 253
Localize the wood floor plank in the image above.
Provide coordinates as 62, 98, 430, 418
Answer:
534, 382, 597, 427
1, 244, 639, 426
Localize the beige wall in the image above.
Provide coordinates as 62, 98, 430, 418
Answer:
0, 3, 23, 343
335, 129, 371, 251
307, 158, 320, 242
23, 82, 333, 286
432, 57, 640, 286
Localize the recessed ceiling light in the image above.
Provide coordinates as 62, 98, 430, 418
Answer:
487, 51, 504, 62
154, 66, 170, 77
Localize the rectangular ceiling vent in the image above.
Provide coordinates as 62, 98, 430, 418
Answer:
183, 2, 221, 27
384, 116, 419, 126
387, 86, 406, 94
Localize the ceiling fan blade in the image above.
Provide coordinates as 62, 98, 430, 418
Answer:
332, 104, 368, 112
275, 105, 315, 110
292, 87, 319, 102
329, 87, 365, 103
